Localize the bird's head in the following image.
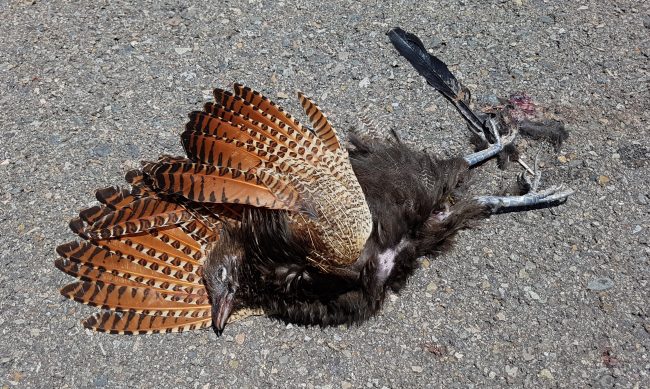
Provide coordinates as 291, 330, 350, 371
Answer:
203, 243, 243, 335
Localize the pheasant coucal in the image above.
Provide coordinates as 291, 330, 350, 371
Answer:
55, 28, 572, 335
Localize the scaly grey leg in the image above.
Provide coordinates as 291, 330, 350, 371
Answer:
475, 154, 574, 212
463, 118, 516, 166
476, 185, 574, 212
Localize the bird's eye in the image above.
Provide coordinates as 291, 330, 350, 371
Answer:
220, 267, 227, 282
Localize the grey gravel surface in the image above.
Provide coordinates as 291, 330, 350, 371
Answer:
1, 1, 649, 388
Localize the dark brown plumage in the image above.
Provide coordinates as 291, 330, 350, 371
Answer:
54, 27, 572, 335
217, 138, 487, 328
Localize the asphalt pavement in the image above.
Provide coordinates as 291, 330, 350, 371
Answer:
1, 1, 648, 387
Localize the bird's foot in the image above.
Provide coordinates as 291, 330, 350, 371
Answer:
463, 117, 517, 167
475, 155, 574, 212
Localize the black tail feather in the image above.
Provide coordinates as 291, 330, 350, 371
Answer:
387, 27, 487, 134
387, 28, 461, 101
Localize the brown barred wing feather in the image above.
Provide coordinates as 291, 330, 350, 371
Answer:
218, 85, 372, 268
56, 84, 375, 333
86, 197, 194, 240
56, 179, 223, 333
143, 160, 299, 210
297, 92, 341, 151
82, 311, 213, 335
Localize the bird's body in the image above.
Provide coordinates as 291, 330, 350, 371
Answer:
229, 138, 486, 327
55, 28, 572, 335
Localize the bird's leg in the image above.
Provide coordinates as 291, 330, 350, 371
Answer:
388, 28, 566, 173
475, 155, 573, 212
476, 186, 573, 211
463, 117, 517, 167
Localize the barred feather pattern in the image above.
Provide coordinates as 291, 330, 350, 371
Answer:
297, 92, 340, 151
56, 84, 373, 333
55, 170, 262, 334
230, 86, 371, 266
147, 85, 372, 267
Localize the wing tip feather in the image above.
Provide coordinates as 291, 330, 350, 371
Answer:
78, 205, 104, 224
56, 241, 80, 257
68, 218, 87, 236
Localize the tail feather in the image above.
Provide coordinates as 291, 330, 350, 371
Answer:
57, 240, 202, 291
187, 110, 272, 146
95, 187, 136, 210
180, 219, 219, 245
201, 103, 285, 144
229, 85, 336, 159
152, 227, 203, 261
181, 129, 267, 169
144, 161, 299, 210
95, 236, 200, 274
232, 84, 306, 134
215, 88, 307, 142
203, 102, 332, 165
187, 109, 333, 169
57, 188, 221, 333
79, 205, 112, 225
55, 258, 208, 303
125, 169, 146, 187
388, 27, 487, 134
56, 257, 144, 288
78, 187, 135, 225
86, 197, 193, 240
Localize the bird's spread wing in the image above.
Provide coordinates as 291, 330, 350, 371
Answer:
145, 85, 372, 268
56, 85, 374, 333
56, 178, 223, 334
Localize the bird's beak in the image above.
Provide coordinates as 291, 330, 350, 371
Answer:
211, 294, 234, 335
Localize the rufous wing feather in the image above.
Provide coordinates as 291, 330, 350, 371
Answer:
297, 92, 340, 151
143, 160, 299, 210
57, 178, 222, 333
60, 280, 210, 316
87, 197, 194, 239
82, 311, 212, 334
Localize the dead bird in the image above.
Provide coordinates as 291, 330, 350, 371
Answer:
55, 27, 572, 335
